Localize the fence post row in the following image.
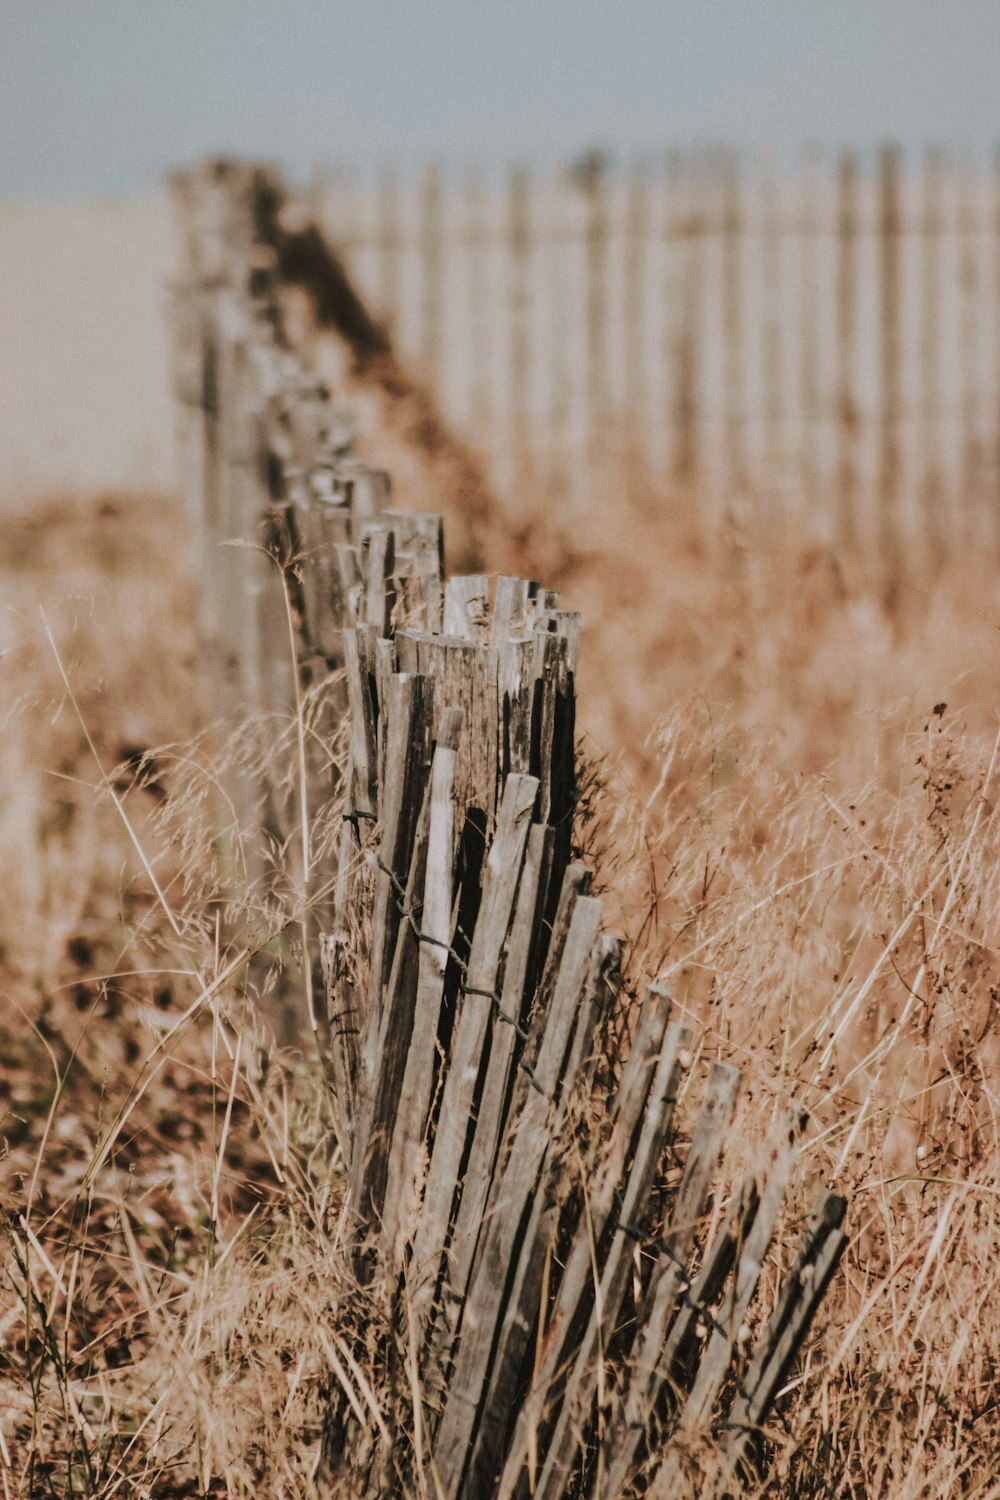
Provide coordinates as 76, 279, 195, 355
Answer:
171, 157, 846, 1500
317, 149, 1000, 554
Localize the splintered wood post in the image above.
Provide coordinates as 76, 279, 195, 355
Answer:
878, 143, 902, 598
836, 149, 860, 550
443, 574, 489, 638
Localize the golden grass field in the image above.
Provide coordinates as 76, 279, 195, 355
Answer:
3, 459, 1000, 1497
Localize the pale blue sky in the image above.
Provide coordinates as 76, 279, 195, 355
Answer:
4, 1, 1000, 198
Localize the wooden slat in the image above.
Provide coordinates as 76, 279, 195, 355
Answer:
362, 521, 396, 636
343, 624, 378, 817
676, 1111, 805, 1431
379, 708, 465, 1268
431, 896, 604, 1486
357, 673, 432, 1101
497, 861, 591, 1138
318, 928, 359, 1159
497, 636, 535, 779
712, 1193, 847, 1496
441, 821, 558, 1323
531, 1012, 690, 1499
598, 1060, 741, 1499
498, 991, 677, 1499
351, 755, 435, 1240
407, 771, 540, 1345
530, 629, 574, 838
298, 491, 353, 658
449, 930, 620, 1494
334, 540, 363, 630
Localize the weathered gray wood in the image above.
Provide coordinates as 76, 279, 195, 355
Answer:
442, 820, 556, 1319
599, 1174, 756, 1500
397, 631, 500, 824
530, 630, 571, 830
665, 1174, 758, 1370
319, 928, 359, 1158
431, 896, 603, 1475
443, 574, 490, 639
359, 673, 432, 1089
373, 636, 397, 814
500, 1002, 685, 1500
407, 772, 540, 1344
343, 625, 378, 817
491, 576, 533, 642
334, 541, 363, 630
297, 490, 353, 659
497, 635, 535, 778
362, 521, 396, 636
379, 708, 465, 1268
550, 609, 582, 675
497, 861, 591, 1138
352, 747, 437, 1239
328, 457, 391, 517
531, 1012, 691, 1500
382, 508, 443, 632
452, 928, 622, 1497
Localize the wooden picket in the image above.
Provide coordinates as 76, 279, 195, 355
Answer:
171, 158, 847, 1500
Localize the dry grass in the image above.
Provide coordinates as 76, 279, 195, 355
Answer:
3, 479, 1000, 1497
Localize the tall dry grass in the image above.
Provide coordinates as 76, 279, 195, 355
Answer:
2, 481, 1000, 1496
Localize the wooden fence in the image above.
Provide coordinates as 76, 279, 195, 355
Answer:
317, 148, 1000, 555
171, 159, 846, 1500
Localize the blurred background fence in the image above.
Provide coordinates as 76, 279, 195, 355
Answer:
316, 147, 1000, 557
